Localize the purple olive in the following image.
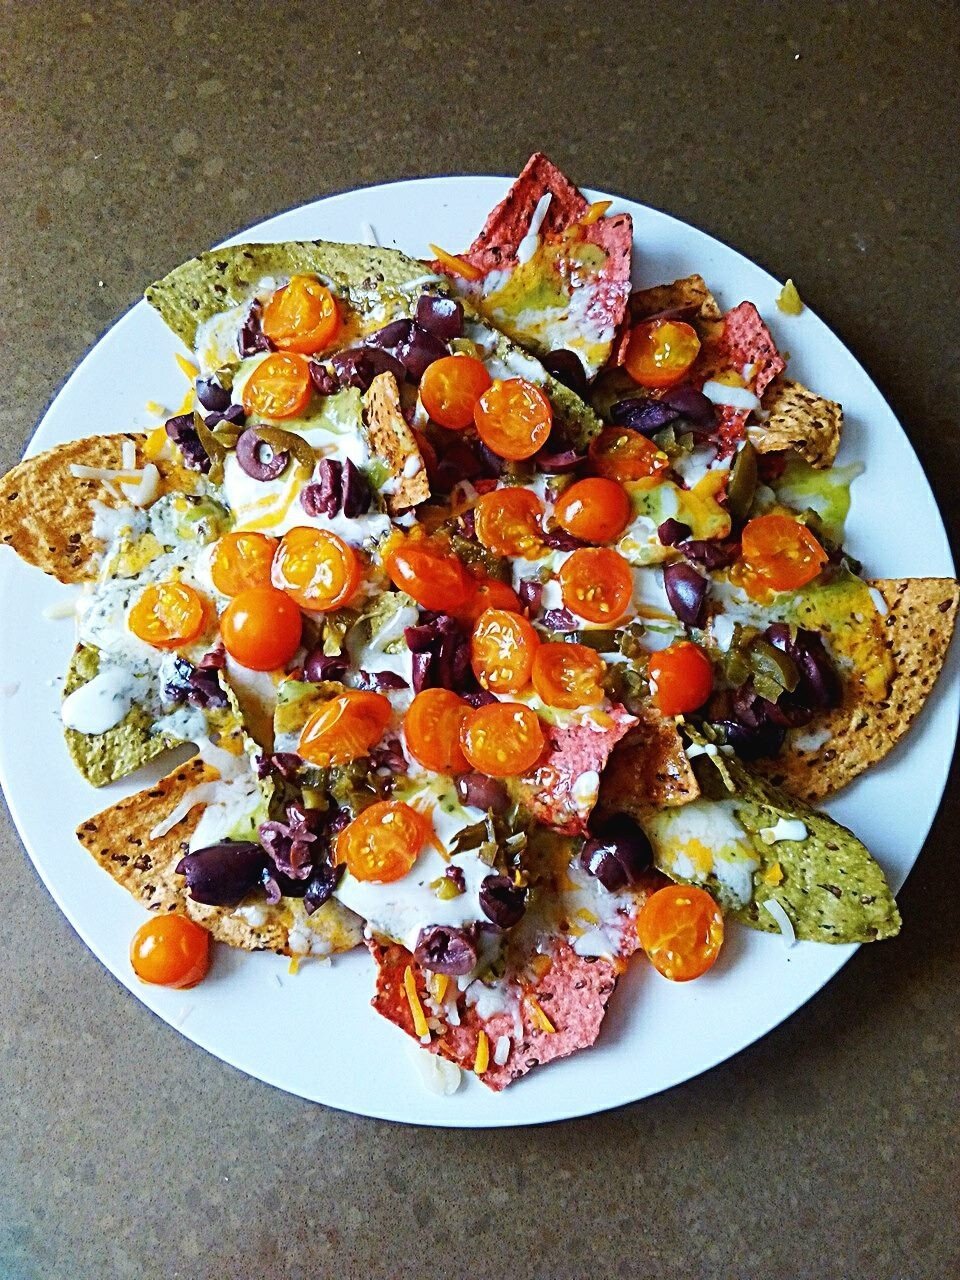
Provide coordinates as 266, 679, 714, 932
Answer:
658, 518, 693, 547
518, 579, 543, 615
414, 925, 478, 976
479, 875, 526, 929
535, 448, 583, 473
303, 863, 344, 914
455, 772, 510, 814
399, 325, 448, 382
356, 669, 409, 691
303, 648, 349, 683
541, 607, 578, 632
301, 458, 342, 518
663, 561, 707, 626
415, 294, 464, 341
610, 397, 680, 436
661, 384, 717, 427
239, 301, 273, 357
195, 377, 232, 413
542, 349, 588, 398
176, 842, 267, 906
680, 538, 741, 571
580, 815, 652, 891
341, 459, 370, 517
236, 428, 288, 481
309, 361, 339, 395
713, 717, 786, 760
765, 623, 841, 711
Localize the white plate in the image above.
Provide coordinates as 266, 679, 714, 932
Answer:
0, 178, 955, 1127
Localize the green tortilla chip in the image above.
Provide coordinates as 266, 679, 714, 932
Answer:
638, 732, 901, 943
63, 644, 176, 787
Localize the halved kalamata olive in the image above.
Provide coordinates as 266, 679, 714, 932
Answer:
304, 863, 344, 914
660, 385, 717, 427
341, 458, 370, 516
580, 814, 653, 891
196, 377, 232, 413
366, 319, 415, 352
176, 842, 267, 906
658, 518, 693, 546
713, 716, 786, 760
541, 607, 578, 632
541, 349, 588, 398
535, 448, 582, 473
399, 325, 448, 382
479, 875, 526, 929
415, 294, 464, 341
356, 669, 409, 691
204, 402, 246, 430
518, 580, 543, 615
766, 623, 841, 710
462, 688, 497, 708
236, 428, 289, 481
663, 561, 707, 626
610, 396, 680, 436
680, 538, 741, 570
456, 772, 510, 814
239, 301, 272, 357
301, 458, 341, 518
309, 360, 339, 394
414, 925, 478, 976
303, 648, 349, 683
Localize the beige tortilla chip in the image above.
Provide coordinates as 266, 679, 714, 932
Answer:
0, 433, 199, 583
755, 577, 959, 802
76, 758, 363, 956
628, 273, 722, 325
362, 372, 430, 513
597, 704, 700, 818
749, 376, 842, 469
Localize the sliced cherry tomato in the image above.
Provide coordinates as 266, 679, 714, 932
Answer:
385, 540, 475, 612
210, 531, 280, 596
129, 581, 206, 650
452, 578, 523, 627
130, 914, 210, 989
419, 354, 492, 430
460, 702, 545, 777
554, 477, 632, 543
558, 548, 633, 624
624, 318, 701, 390
738, 514, 828, 597
474, 487, 545, 559
648, 640, 714, 716
261, 275, 342, 355
299, 689, 392, 766
241, 352, 313, 420
531, 642, 606, 709
637, 884, 724, 981
335, 800, 430, 883
404, 688, 470, 773
273, 526, 362, 612
220, 585, 302, 671
588, 426, 669, 482
474, 378, 553, 460
471, 608, 540, 693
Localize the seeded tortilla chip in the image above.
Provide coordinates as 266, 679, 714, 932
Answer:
0, 433, 200, 583
597, 704, 700, 819
76, 757, 363, 956
368, 937, 618, 1091
628, 273, 722, 325
756, 577, 959, 803
146, 240, 446, 352
361, 372, 430, 513
748, 375, 842, 469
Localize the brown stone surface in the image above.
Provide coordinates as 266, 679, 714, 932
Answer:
0, 3, 958, 1277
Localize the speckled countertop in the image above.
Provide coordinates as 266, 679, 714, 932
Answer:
1, 3, 958, 1277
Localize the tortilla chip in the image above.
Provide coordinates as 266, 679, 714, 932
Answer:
361, 372, 430, 513
369, 937, 619, 1091
627, 273, 722, 325
146, 240, 446, 352
76, 757, 363, 956
63, 644, 178, 787
756, 577, 959, 802
749, 376, 842, 469
597, 704, 700, 819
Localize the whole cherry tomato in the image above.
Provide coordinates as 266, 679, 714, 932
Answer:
220, 585, 302, 671
384, 540, 475, 613
553, 477, 632, 543
648, 640, 714, 716
419, 354, 492, 430
130, 914, 210, 989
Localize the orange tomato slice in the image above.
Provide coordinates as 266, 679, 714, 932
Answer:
531, 642, 606, 709
419, 354, 492, 430
474, 486, 545, 559
553, 477, 632, 543
738, 514, 828, 597
220, 586, 303, 671
558, 548, 633, 624
452, 577, 523, 627
403, 688, 470, 773
335, 800, 430, 883
588, 426, 669, 482
130, 914, 210, 989
460, 702, 545, 777
470, 608, 540, 693
129, 581, 206, 650
298, 689, 392, 767
624, 319, 701, 390
637, 884, 724, 981
648, 640, 714, 716
384, 540, 475, 613
261, 275, 342, 355
241, 352, 313, 419
474, 378, 553, 460
272, 526, 362, 612
211, 531, 280, 596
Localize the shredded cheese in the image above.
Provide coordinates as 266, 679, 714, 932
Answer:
581, 199, 612, 225
527, 996, 556, 1035
763, 898, 797, 947
69, 464, 142, 483
119, 462, 161, 509
474, 1030, 489, 1074
403, 965, 431, 1043
428, 244, 483, 282
430, 973, 449, 1005
121, 439, 137, 470
493, 1035, 511, 1067
143, 425, 171, 461
288, 956, 301, 975
175, 353, 199, 381
762, 862, 785, 886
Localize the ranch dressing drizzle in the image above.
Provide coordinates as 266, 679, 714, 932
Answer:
61, 668, 137, 734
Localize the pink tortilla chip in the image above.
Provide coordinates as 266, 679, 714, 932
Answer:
369, 937, 619, 1091
692, 301, 787, 456
465, 152, 591, 264
510, 705, 636, 835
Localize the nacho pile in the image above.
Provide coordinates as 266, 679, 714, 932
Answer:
2, 153, 955, 1094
